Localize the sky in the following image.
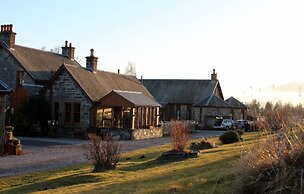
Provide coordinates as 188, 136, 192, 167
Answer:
2, 0, 304, 104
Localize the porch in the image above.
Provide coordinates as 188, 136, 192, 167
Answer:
96, 90, 162, 140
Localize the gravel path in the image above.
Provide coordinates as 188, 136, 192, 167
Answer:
0, 131, 223, 178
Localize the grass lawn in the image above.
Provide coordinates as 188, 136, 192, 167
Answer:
0, 132, 262, 194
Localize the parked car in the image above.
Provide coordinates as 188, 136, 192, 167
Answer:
235, 120, 250, 130
213, 119, 235, 130
235, 120, 252, 131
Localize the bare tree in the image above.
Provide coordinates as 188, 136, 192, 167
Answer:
170, 121, 189, 152
41, 46, 61, 54
85, 133, 121, 172
41, 46, 82, 64
49, 46, 61, 54
124, 62, 136, 76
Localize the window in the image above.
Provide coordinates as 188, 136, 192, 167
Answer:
74, 103, 81, 123
65, 103, 72, 123
16, 71, 25, 86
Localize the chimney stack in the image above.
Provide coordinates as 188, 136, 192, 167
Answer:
86, 49, 98, 73
61, 40, 75, 60
0, 24, 16, 48
211, 69, 217, 80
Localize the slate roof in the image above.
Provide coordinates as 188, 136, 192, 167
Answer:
193, 94, 232, 108
225, 96, 248, 109
0, 80, 12, 93
100, 90, 161, 107
143, 79, 223, 105
43, 64, 154, 102
4, 44, 81, 82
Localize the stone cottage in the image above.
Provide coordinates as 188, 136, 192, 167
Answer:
0, 24, 81, 105
144, 69, 248, 129
41, 49, 161, 139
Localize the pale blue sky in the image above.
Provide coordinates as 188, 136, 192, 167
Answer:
2, 0, 304, 103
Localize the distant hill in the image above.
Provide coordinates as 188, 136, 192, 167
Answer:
264, 82, 304, 93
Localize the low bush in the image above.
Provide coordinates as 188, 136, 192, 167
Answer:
189, 138, 215, 151
169, 121, 189, 152
86, 133, 121, 172
236, 126, 304, 194
219, 131, 240, 144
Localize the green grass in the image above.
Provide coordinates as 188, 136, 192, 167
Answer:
0, 132, 262, 194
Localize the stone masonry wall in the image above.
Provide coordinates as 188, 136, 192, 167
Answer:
44, 70, 92, 134
131, 127, 163, 140
0, 48, 35, 89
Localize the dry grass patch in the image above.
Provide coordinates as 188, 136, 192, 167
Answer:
236, 126, 304, 194
0, 133, 261, 194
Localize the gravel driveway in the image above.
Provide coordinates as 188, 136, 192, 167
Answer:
0, 130, 223, 178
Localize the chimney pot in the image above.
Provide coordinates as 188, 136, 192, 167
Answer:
90, 49, 94, 56
211, 69, 217, 80
0, 24, 16, 48
9, 24, 13, 32
61, 41, 75, 60
86, 49, 98, 72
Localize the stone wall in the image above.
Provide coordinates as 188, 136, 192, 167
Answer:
44, 70, 92, 134
131, 127, 163, 140
0, 48, 35, 90
99, 128, 131, 140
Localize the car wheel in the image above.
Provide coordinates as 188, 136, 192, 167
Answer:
226, 126, 230, 130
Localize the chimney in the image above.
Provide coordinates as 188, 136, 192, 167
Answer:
61, 40, 75, 60
118, 69, 120, 74
211, 69, 217, 80
140, 75, 143, 84
0, 24, 16, 48
86, 49, 98, 73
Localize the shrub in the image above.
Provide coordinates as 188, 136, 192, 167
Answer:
170, 121, 189, 152
86, 133, 121, 172
219, 131, 240, 144
236, 125, 304, 194
189, 138, 215, 151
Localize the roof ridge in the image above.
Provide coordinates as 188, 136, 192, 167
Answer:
144, 79, 214, 81
64, 64, 141, 85
15, 45, 78, 63
114, 90, 142, 94
15, 45, 58, 55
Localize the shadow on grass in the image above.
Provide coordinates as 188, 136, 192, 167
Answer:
199, 149, 225, 154
121, 154, 191, 172
1, 173, 102, 194
85, 155, 238, 194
